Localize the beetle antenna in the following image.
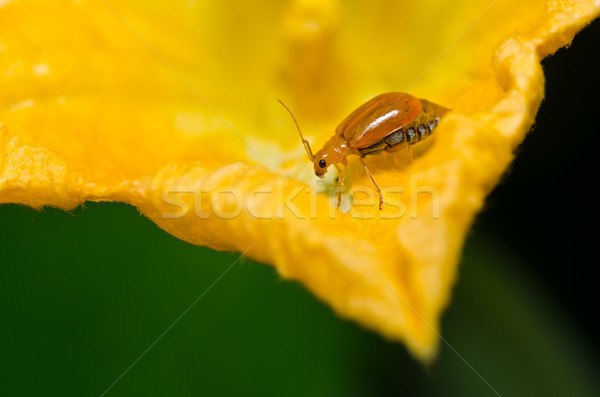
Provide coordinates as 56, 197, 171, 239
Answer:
278, 99, 315, 161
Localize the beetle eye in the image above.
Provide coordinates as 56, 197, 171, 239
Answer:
318, 159, 326, 168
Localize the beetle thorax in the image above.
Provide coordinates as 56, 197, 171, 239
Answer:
313, 135, 350, 178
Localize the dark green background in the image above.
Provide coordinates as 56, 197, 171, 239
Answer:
1, 18, 599, 397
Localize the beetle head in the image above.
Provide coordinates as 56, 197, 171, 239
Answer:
313, 135, 349, 178
277, 100, 351, 178
313, 152, 329, 178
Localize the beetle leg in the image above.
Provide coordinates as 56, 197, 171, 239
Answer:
385, 143, 411, 167
359, 158, 383, 209
336, 160, 347, 208
384, 142, 407, 153
358, 142, 386, 157
334, 164, 342, 182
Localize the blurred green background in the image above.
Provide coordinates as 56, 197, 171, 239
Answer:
1, 17, 599, 397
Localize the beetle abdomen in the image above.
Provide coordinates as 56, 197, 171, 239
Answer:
383, 129, 406, 146
383, 117, 441, 146
359, 116, 443, 156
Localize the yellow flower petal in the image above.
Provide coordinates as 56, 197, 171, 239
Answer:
1, 0, 598, 361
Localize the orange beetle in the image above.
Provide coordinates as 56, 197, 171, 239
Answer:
280, 92, 449, 209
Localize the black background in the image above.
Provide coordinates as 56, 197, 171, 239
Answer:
478, 17, 599, 354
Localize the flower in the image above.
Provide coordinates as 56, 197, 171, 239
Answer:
1, 0, 598, 362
